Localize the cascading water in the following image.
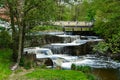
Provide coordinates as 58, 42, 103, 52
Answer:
43, 32, 120, 80
56, 34, 80, 43
44, 34, 83, 55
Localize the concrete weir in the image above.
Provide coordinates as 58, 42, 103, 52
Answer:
45, 35, 103, 55
25, 31, 103, 55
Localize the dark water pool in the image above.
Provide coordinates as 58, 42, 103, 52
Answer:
92, 68, 120, 80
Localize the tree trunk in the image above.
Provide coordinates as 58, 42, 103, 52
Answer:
11, 24, 24, 70
11, 0, 25, 70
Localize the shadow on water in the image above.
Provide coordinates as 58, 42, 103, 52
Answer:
92, 68, 120, 80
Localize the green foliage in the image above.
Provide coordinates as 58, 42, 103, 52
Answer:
39, 64, 47, 69
0, 0, 5, 7
91, 0, 120, 54
71, 64, 96, 80
19, 57, 32, 69
108, 33, 120, 54
71, 64, 91, 73
71, 64, 76, 70
54, 0, 93, 21
25, 0, 57, 24
87, 73, 97, 80
76, 66, 91, 73
0, 26, 5, 30
0, 49, 12, 80
86, 9, 95, 21
0, 30, 12, 48
31, 25, 62, 32
19, 57, 24, 67
20, 56, 36, 70
93, 42, 109, 54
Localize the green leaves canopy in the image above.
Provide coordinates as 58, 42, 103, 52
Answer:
91, 0, 120, 53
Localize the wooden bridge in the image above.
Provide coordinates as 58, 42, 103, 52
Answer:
52, 21, 95, 35
52, 21, 94, 31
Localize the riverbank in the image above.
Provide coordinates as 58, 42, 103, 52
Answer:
0, 49, 89, 80
8, 68, 88, 80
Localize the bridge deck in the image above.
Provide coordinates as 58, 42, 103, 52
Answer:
53, 21, 93, 28
53, 21, 94, 31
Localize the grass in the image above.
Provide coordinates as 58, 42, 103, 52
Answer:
0, 48, 12, 80
25, 68, 88, 80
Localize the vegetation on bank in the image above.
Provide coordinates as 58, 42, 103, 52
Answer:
0, 49, 94, 80
30, 25, 62, 32
71, 64, 96, 80
86, 0, 120, 55
0, 0, 120, 79
0, 0, 120, 72
0, 49, 12, 80
0, 30, 12, 48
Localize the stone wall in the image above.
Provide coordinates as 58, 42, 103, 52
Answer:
25, 35, 63, 47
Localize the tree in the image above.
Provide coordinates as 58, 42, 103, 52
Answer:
4, 0, 57, 70
91, 0, 120, 54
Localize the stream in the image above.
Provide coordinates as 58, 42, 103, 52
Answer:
28, 31, 120, 80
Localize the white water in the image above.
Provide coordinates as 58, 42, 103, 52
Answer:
61, 54, 120, 69
44, 35, 120, 69
51, 35, 103, 47
36, 53, 120, 69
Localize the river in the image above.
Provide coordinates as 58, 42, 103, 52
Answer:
28, 31, 120, 80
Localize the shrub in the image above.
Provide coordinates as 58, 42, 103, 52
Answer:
71, 64, 96, 80
71, 64, 76, 70
93, 42, 109, 54
71, 64, 91, 73
30, 25, 62, 32
0, 30, 12, 48
87, 73, 97, 80
20, 55, 36, 70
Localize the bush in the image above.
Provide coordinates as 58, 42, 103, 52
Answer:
71, 64, 76, 70
93, 42, 109, 54
0, 30, 12, 48
77, 66, 91, 73
71, 64, 96, 80
71, 64, 92, 73
20, 54, 37, 69
87, 73, 97, 80
20, 58, 32, 69
31, 25, 62, 32
72, 64, 92, 73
